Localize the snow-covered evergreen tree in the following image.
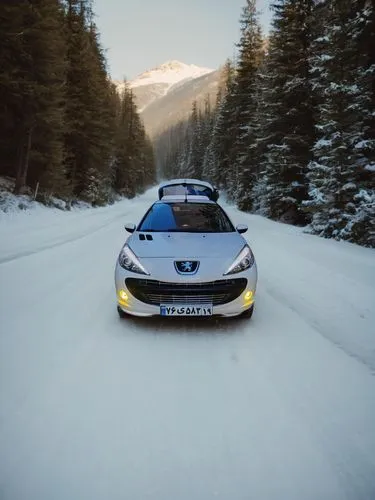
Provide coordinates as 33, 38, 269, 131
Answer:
202, 60, 235, 186
231, 0, 265, 210
306, 0, 375, 246
185, 101, 201, 178
256, 0, 314, 224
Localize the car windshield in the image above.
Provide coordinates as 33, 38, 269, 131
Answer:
138, 202, 235, 233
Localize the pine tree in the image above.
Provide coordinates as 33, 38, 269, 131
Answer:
142, 136, 157, 187
306, 0, 375, 246
65, 3, 116, 204
256, 0, 314, 224
185, 100, 200, 177
81, 23, 118, 204
231, 0, 265, 209
0, 1, 69, 197
0, 3, 27, 180
215, 75, 239, 198
249, 58, 273, 215
63, 0, 93, 197
29, 0, 70, 199
156, 120, 189, 180
114, 84, 136, 197
203, 60, 237, 189
194, 98, 213, 180
202, 89, 222, 182
114, 84, 155, 197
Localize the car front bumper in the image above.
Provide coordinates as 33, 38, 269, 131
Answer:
115, 262, 257, 318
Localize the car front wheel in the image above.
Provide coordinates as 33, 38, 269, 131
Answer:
241, 304, 254, 319
117, 306, 128, 319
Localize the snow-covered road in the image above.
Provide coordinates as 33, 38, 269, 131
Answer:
1, 188, 375, 500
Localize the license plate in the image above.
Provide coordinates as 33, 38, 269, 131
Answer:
160, 304, 213, 316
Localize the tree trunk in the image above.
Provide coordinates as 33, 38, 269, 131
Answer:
14, 125, 26, 195
14, 125, 33, 195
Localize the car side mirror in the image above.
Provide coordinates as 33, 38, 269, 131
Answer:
236, 224, 248, 234
211, 188, 219, 202
124, 223, 136, 233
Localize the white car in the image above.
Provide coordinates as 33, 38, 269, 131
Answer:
115, 180, 257, 319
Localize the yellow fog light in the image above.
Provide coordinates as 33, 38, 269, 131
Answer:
244, 290, 254, 303
118, 290, 128, 301
118, 289, 129, 305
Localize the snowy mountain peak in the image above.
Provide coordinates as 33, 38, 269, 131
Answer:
120, 60, 216, 114
130, 60, 214, 89
156, 60, 189, 71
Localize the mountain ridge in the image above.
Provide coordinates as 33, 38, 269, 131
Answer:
114, 60, 220, 137
131, 60, 214, 88
114, 60, 215, 112
114, 59, 215, 117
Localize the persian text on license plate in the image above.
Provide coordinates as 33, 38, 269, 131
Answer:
160, 304, 213, 316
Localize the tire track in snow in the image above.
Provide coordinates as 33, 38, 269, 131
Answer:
262, 279, 375, 374
0, 211, 129, 266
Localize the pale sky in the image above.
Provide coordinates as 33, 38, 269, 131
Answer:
94, 0, 272, 80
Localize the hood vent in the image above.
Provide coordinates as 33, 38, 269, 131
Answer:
139, 234, 153, 241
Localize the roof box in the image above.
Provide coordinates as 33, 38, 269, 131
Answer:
158, 179, 219, 201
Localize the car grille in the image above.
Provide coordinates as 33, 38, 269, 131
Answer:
125, 278, 247, 306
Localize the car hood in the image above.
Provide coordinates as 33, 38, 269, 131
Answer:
128, 232, 246, 259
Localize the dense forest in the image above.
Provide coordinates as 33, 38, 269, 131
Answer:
156, 0, 375, 248
0, 0, 156, 206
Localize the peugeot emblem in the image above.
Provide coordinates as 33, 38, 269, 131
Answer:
175, 260, 199, 274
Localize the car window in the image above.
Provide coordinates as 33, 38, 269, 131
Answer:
138, 202, 234, 233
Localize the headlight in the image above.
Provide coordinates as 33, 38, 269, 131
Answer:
118, 245, 150, 275
224, 245, 254, 275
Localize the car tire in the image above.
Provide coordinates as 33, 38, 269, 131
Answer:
117, 306, 128, 319
241, 304, 254, 319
